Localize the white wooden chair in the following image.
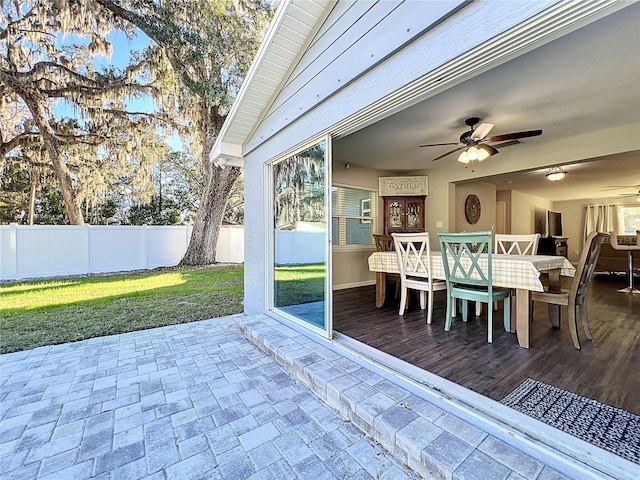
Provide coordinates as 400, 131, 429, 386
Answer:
392, 232, 447, 324
486, 233, 541, 313
495, 233, 541, 256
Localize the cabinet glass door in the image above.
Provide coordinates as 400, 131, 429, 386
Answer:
389, 201, 403, 228
406, 201, 421, 229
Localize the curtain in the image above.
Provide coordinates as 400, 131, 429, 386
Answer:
584, 204, 621, 241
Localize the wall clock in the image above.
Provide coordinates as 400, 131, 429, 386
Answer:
464, 194, 481, 224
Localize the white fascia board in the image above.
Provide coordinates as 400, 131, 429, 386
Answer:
209, 0, 294, 167
211, 141, 244, 167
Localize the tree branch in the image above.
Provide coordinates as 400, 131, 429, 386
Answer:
1, 132, 42, 156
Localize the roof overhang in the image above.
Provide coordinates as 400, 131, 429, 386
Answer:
211, 0, 331, 167
210, 141, 244, 167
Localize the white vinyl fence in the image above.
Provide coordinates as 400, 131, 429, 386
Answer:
275, 230, 325, 265
0, 224, 245, 281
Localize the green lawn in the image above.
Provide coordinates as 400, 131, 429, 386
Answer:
274, 263, 325, 307
0, 265, 243, 354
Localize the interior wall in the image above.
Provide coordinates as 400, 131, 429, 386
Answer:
331, 162, 394, 289
454, 181, 497, 233
496, 191, 512, 233
511, 191, 553, 236
553, 196, 639, 262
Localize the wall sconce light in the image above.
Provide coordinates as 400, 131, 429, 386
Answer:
545, 167, 567, 182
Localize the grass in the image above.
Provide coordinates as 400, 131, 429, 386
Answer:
0, 265, 243, 354
274, 263, 325, 307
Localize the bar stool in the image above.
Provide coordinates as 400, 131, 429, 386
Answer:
608, 231, 640, 294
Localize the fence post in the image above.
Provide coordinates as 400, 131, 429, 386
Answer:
2, 223, 19, 280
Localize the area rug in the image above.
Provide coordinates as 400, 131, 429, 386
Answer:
500, 378, 640, 464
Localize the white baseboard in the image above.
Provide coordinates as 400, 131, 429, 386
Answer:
332, 280, 375, 291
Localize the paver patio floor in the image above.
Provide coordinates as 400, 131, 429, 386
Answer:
0, 315, 416, 480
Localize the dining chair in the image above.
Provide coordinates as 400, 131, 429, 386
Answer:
495, 233, 541, 255
373, 234, 401, 300
491, 233, 541, 311
531, 231, 608, 349
392, 232, 447, 324
373, 234, 395, 253
438, 231, 511, 343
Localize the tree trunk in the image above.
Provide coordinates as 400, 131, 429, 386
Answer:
28, 177, 36, 225
50, 154, 84, 224
181, 165, 241, 265
8, 79, 85, 225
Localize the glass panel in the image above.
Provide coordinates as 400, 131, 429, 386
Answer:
273, 141, 326, 328
621, 206, 640, 234
407, 201, 421, 229
389, 201, 403, 228
346, 218, 372, 245
331, 186, 375, 245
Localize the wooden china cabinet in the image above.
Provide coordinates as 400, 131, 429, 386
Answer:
383, 196, 425, 234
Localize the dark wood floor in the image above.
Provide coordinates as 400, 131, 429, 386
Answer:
333, 274, 640, 415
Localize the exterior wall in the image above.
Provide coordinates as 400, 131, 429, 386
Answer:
243, 155, 267, 315
251, 0, 468, 151
0, 225, 243, 281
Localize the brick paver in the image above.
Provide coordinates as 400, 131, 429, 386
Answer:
0, 315, 416, 479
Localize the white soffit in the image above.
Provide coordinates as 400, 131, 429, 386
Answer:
212, 0, 330, 166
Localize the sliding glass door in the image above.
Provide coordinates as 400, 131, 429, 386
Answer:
271, 137, 332, 337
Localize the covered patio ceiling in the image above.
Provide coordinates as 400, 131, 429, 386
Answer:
332, 2, 640, 202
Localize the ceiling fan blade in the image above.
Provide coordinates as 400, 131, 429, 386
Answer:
601, 184, 640, 191
471, 123, 494, 141
617, 190, 640, 197
487, 130, 542, 142
419, 142, 461, 147
478, 144, 498, 156
431, 146, 467, 161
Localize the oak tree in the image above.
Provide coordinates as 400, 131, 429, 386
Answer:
97, 0, 273, 264
1, 0, 174, 224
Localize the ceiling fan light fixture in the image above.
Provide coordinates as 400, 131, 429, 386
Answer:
477, 148, 491, 161
467, 146, 480, 161
458, 150, 470, 163
546, 167, 567, 182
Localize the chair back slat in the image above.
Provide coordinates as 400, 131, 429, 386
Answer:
373, 234, 395, 252
495, 233, 541, 255
438, 232, 493, 288
391, 233, 432, 280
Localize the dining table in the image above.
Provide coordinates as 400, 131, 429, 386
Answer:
368, 251, 576, 349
